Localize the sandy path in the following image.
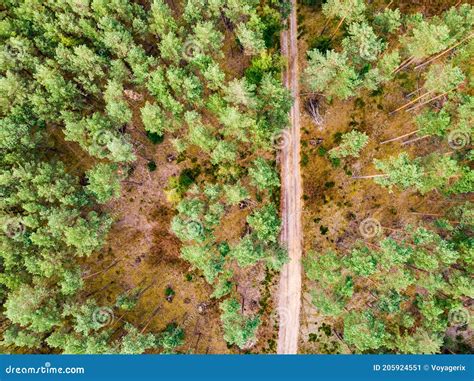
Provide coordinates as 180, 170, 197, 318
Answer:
277, 0, 302, 355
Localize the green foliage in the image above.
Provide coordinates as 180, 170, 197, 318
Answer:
4, 284, 61, 333
86, 163, 121, 203
2, 326, 42, 349
229, 236, 265, 268
374, 152, 460, 194
342, 22, 384, 63
373, 9, 401, 34
223, 182, 249, 206
329, 130, 368, 159
343, 311, 387, 352
116, 291, 139, 311
304, 217, 472, 353
157, 323, 185, 354
236, 14, 266, 56
119, 323, 158, 354
424, 63, 465, 94
415, 109, 450, 137
211, 270, 234, 299
141, 102, 166, 136
402, 18, 453, 59
363, 50, 400, 90
322, 0, 366, 24
219, 298, 260, 349
345, 246, 377, 276
304, 50, 358, 99
249, 157, 280, 191
211, 141, 238, 165
180, 245, 223, 283
442, 4, 474, 40
247, 204, 281, 243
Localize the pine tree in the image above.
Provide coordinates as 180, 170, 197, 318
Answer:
119, 323, 157, 354
342, 22, 384, 63
373, 8, 401, 34
219, 298, 260, 349
247, 203, 280, 243
304, 50, 358, 100
402, 19, 453, 60
229, 236, 264, 268
4, 284, 62, 333
329, 131, 368, 159
373, 152, 460, 194
86, 163, 122, 203
249, 157, 280, 191
322, 0, 366, 36
156, 323, 185, 354
236, 14, 266, 56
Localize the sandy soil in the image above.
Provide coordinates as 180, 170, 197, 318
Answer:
277, 0, 303, 355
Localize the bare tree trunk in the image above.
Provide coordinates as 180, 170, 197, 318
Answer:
193, 332, 202, 352
85, 281, 115, 297
140, 303, 161, 334
393, 56, 414, 74
83, 259, 121, 280
319, 18, 331, 36
401, 135, 429, 145
405, 90, 453, 112
380, 130, 419, 145
330, 16, 346, 39
389, 90, 434, 114
352, 174, 388, 179
405, 88, 423, 98
123, 180, 143, 186
306, 98, 324, 125
137, 279, 157, 299
415, 34, 473, 69
110, 312, 127, 330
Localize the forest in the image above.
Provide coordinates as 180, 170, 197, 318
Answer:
0, 0, 472, 354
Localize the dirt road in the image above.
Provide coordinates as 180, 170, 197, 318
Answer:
277, 0, 302, 355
